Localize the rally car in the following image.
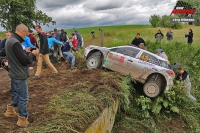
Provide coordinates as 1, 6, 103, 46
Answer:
84, 45, 176, 98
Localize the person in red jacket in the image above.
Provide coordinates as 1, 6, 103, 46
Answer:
28, 30, 39, 48
71, 32, 77, 50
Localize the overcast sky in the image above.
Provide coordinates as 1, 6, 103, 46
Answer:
1, 0, 178, 31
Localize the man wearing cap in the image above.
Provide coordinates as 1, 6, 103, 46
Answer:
156, 48, 168, 60
139, 43, 147, 50
74, 30, 83, 50
131, 33, 145, 47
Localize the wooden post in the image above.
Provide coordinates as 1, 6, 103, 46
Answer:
101, 30, 104, 47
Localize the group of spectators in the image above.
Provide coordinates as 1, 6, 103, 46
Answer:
1, 24, 85, 128
130, 28, 196, 102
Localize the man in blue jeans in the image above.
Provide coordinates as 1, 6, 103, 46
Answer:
4, 24, 38, 127
62, 36, 78, 70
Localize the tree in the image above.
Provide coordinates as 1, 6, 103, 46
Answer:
0, 0, 56, 31
149, 14, 161, 28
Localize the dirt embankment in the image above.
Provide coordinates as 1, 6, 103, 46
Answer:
0, 56, 122, 133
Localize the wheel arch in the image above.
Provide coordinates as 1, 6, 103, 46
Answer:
145, 73, 167, 92
86, 49, 103, 59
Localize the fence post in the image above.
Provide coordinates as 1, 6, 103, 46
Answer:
101, 30, 104, 47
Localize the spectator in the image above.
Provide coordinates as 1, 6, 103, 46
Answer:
156, 48, 168, 60
155, 29, 164, 41
32, 25, 58, 79
22, 35, 36, 50
74, 30, 83, 50
139, 43, 147, 50
175, 67, 197, 102
71, 32, 78, 49
91, 30, 95, 38
54, 28, 63, 58
131, 33, 145, 47
60, 29, 67, 43
48, 32, 63, 63
28, 30, 39, 48
0, 36, 2, 42
185, 29, 193, 44
62, 36, 78, 70
4, 24, 38, 127
0, 31, 12, 51
166, 28, 173, 41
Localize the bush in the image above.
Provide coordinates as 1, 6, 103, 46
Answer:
149, 15, 182, 29
149, 14, 161, 28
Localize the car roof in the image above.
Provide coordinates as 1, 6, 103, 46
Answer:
109, 46, 168, 62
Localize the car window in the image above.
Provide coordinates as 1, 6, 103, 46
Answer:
110, 47, 140, 58
123, 48, 140, 58
140, 52, 160, 66
110, 48, 124, 54
160, 60, 170, 69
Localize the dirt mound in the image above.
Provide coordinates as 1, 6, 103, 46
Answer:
0, 56, 122, 133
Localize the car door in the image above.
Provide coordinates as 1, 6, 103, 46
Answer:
103, 47, 130, 75
135, 51, 161, 78
120, 47, 143, 79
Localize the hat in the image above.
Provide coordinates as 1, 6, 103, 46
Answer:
156, 48, 163, 52
139, 43, 144, 46
74, 30, 77, 32
29, 30, 33, 33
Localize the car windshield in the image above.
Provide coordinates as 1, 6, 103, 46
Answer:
159, 60, 170, 69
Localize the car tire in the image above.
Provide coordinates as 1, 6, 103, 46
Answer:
143, 81, 161, 98
86, 52, 102, 69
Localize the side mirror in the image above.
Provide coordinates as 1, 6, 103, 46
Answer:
169, 62, 180, 69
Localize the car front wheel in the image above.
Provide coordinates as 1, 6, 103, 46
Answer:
143, 81, 161, 98
86, 52, 102, 69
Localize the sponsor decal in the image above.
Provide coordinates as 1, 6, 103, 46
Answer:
108, 53, 125, 62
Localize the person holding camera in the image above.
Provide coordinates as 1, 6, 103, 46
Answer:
185, 29, 193, 44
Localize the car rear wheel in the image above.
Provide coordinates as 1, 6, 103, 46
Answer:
143, 81, 161, 98
86, 52, 102, 69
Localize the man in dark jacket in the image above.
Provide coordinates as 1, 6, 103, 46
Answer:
0, 31, 12, 51
175, 67, 197, 101
62, 36, 78, 70
185, 29, 193, 44
4, 24, 38, 127
60, 29, 67, 43
131, 33, 145, 47
33, 25, 58, 79
54, 28, 63, 58
155, 29, 164, 41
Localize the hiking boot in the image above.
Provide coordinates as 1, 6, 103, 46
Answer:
4, 105, 17, 117
32, 76, 41, 79
17, 115, 29, 128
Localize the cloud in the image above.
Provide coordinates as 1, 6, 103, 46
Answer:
0, 0, 178, 31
